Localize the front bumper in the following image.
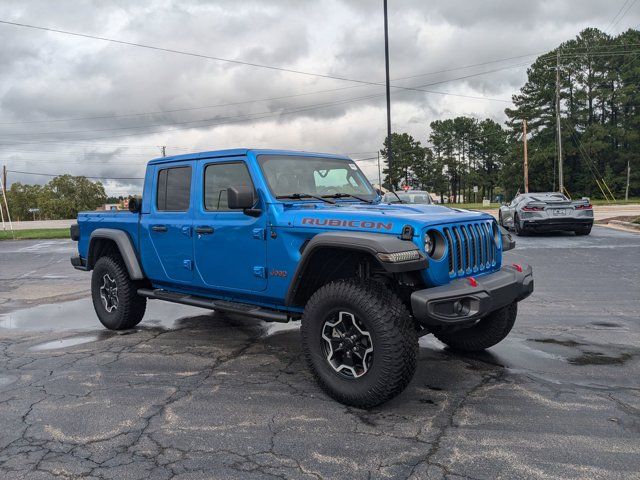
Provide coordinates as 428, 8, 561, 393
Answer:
411, 264, 533, 328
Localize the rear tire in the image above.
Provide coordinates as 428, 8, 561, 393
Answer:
514, 213, 527, 236
91, 255, 146, 330
433, 302, 517, 352
575, 225, 592, 236
301, 280, 417, 409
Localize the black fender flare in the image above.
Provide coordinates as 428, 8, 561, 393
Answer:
285, 231, 427, 305
88, 228, 145, 280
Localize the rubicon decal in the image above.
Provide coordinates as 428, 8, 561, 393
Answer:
302, 218, 393, 231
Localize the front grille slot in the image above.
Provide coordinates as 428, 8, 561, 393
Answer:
443, 221, 497, 278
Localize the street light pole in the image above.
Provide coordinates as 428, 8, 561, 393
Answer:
556, 50, 564, 195
383, 0, 393, 189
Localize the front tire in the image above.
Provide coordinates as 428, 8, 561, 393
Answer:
301, 280, 417, 409
91, 255, 146, 330
433, 302, 517, 352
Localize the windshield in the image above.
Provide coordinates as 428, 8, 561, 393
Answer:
258, 155, 376, 200
383, 192, 432, 204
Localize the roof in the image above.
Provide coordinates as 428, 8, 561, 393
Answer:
147, 148, 351, 165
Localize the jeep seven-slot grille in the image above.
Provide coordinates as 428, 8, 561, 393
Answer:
443, 222, 497, 278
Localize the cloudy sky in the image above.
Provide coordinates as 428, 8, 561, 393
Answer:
1, 0, 639, 195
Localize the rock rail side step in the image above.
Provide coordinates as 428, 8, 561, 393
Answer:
137, 288, 295, 323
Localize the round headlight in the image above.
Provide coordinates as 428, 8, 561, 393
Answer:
424, 230, 446, 259
424, 232, 435, 256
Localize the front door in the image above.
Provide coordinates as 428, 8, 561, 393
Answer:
140, 162, 194, 284
193, 158, 267, 292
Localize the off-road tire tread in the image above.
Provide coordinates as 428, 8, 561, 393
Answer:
433, 302, 517, 352
302, 279, 417, 409
91, 255, 146, 330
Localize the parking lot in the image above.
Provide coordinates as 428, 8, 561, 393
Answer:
0, 227, 639, 479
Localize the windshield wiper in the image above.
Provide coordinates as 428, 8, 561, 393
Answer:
321, 192, 374, 204
276, 193, 335, 204
388, 190, 405, 203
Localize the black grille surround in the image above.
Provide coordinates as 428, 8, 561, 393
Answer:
441, 221, 499, 278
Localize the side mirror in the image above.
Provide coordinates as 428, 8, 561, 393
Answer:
128, 197, 141, 213
227, 186, 261, 217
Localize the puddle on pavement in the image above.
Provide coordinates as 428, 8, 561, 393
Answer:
30, 335, 100, 351
0, 298, 209, 331
530, 338, 586, 347
568, 351, 634, 366
590, 322, 623, 328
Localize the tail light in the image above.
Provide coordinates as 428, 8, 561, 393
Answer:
522, 205, 543, 212
575, 204, 592, 210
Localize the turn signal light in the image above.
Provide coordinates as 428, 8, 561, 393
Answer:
468, 277, 478, 287
575, 204, 592, 210
512, 264, 523, 272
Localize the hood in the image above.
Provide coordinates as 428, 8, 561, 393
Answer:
279, 202, 493, 234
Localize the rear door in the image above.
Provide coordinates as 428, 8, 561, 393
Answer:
193, 157, 268, 292
140, 162, 195, 284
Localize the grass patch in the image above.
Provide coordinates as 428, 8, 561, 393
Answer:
0, 228, 70, 241
633, 217, 640, 225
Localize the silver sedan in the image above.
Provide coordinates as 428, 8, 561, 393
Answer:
498, 192, 594, 236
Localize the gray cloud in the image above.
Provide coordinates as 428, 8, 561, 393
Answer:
0, 0, 638, 192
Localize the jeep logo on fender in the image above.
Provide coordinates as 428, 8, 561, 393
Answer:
302, 217, 393, 231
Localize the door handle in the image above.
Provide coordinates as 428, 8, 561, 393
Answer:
151, 224, 168, 232
195, 226, 214, 235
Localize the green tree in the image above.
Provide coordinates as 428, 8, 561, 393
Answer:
6, 175, 107, 220
380, 133, 425, 189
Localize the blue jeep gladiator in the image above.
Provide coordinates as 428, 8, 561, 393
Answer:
71, 148, 533, 408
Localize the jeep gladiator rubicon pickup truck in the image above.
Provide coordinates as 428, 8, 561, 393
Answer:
71, 148, 533, 408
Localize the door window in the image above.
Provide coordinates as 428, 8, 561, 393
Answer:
157, 166, 192, 211
204, 162, 255, 211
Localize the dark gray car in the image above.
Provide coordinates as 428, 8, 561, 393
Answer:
498, 192, 594, 236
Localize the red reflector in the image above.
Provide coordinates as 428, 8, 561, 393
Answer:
512, 263, 523, 272
468, 277, 478, 287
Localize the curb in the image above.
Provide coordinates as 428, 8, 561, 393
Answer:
608, 220, 640, 231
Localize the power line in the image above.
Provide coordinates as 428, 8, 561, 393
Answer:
0, 19, 518, 101
610, 0, 640, 33
606, 0, 635, 33
6, 169, 144, 180
0, 65, 527, 147
0, 54, 545, 127
4, 61, 530, 138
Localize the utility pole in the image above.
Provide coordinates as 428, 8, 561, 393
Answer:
0, 168, 14, 237
383, 0, 393, 189
2, 165, 6, 191
377, 152, 382, 189
625, 159, 631, 201
556, 50, 564, 195
523, 119, 529, 193
161, 146, 166, 157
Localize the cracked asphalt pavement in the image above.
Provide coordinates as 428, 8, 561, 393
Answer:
0, 227, 639, 479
